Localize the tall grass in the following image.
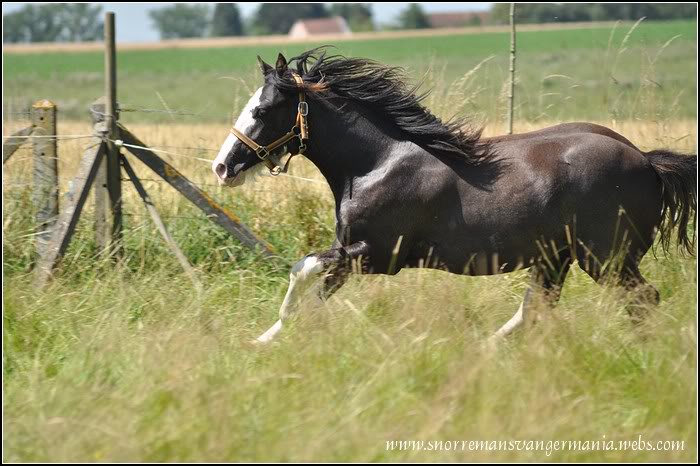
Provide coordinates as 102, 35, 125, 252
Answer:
3, 118, 696, 462
3, 242, 696, 461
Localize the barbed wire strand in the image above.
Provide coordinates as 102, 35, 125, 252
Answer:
111, 139, 213, 163
122, 212, 220, 221
2, 134, 95, 140
111, 139, 326, 185
6, 137, 325, 188
90, 105, 232, 120
147, 144, 219, 153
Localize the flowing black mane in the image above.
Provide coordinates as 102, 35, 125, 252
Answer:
269, 47, 493, 165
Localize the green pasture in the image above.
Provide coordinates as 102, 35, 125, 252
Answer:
3, 20, 697, 124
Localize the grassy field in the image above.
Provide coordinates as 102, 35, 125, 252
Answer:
3, 118, 697, 462
3, 20, 697, 123
3, 20, 698, 462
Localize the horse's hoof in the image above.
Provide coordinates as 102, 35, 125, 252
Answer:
242, 338, 266, 349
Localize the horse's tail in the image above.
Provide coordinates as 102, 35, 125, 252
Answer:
643, 149, 697, 255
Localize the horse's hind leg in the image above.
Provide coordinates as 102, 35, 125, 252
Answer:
619, 266, 660, 324
581, 259, 659, 324
254, 241, 369, 344
491, 251, 572, 339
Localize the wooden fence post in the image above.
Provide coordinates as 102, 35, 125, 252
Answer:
31, 99, 59, 257
507, 3, 517, 135
95, 11, 122, 255
105, 12, 122, 252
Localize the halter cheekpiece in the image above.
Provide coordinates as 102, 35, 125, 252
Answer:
229, 73, 309, 176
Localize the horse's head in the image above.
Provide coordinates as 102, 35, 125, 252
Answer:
212, 53, 303, 186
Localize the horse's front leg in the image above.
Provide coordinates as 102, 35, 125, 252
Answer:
254, 241, 369, 344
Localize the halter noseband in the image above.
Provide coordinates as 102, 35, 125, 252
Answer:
229, 73, 309, 176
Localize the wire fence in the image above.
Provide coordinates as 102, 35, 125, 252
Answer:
3, 99, 328, 252
5, 138, 325, 185
4, 130, 325, 187
110, 139, 213, 164
87, 104, 233, 121
106, 137, 326, 185
2, 134, 95, 141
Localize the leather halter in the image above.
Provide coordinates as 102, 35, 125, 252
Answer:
229, 73, 309, 176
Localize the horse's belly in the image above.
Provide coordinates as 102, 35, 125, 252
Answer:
405, 233, 546, 276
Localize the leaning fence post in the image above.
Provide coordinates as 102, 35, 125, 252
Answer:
31, 99, 59, 258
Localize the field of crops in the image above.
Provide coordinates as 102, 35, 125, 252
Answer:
3, 19, 697, 462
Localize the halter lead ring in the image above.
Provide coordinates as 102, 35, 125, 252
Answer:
230, 73, 309, 176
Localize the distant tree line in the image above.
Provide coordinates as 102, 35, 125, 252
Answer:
4, 3, 697, 43
3, 4, 103, 43
397, 4, 431, 30
490, 3, 698, 25
149, 3, 374, 39
148, 3, 375, 39
3, 3, 374, 42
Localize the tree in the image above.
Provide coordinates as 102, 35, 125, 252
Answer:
252, 3, 329, 35
211, 3, 244, 37
397, 4, 430, 30
3, 3, 103, 43
149, 4, 211, 40
488, 3, 511, 24
489, 3, 697, 25
3, 8, 32, 43
330, 3, 374, 32
57, 4, 103, 42
3, 5, 62, 43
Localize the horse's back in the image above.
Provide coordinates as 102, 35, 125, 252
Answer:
496, 131, 659, 214
484, 122, 640, 151
513, 131, 661, 262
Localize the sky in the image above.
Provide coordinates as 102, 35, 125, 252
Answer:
2, 2, 493, 43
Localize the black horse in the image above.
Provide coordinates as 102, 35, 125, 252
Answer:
212, 48, 697, 344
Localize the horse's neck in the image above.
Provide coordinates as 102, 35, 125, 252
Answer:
302, 98, 404, 202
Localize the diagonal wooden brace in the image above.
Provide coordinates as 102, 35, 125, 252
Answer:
117, 124, 275, 258
121, 154, 201, 289
3, 126, 33, 164
34, 140, 105, 288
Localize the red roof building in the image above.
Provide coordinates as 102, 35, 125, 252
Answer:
288, 17, 352, 37
427, 11, 490, 28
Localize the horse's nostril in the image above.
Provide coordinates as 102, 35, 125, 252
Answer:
215, 163, 228, 179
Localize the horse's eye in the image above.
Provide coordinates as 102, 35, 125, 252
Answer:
253, 107, 268, 119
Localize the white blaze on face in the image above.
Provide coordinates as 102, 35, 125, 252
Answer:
212, 86, 263, 184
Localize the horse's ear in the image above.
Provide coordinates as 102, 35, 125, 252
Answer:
257, 55, 272, 75
275, 53, 288, 76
